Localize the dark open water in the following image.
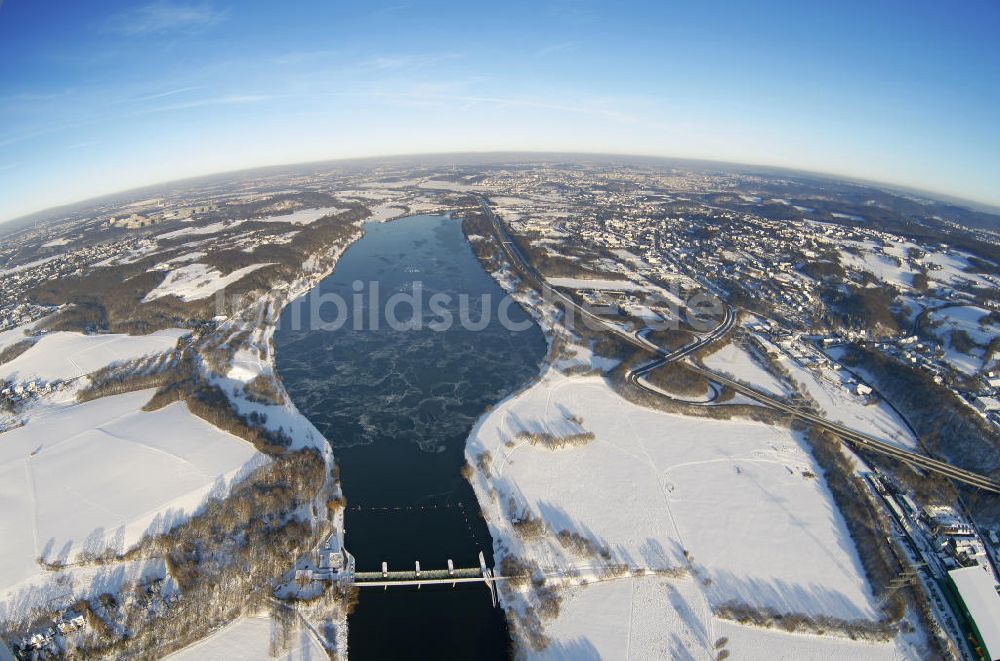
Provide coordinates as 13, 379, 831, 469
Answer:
275, 214, 546, 659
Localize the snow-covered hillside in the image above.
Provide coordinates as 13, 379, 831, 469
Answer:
701, 342, 791, 397
143, 263, 273, 302
0, 389, 265, 597
466, 370, 922, 658
0, 328, 186, 384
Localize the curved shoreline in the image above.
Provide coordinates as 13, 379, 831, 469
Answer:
274, 213, 545, 659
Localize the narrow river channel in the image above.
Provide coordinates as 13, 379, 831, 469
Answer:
275, 214, 546, 659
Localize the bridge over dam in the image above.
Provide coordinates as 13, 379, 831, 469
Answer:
347, 552, 501, 606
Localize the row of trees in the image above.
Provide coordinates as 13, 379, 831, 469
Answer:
840, 346, 1000, 479
0, 338, 35, 366
71, 451, 326, 659
802, 427, 954, 657
714, 602, 893, 641
76, 351, 180, 402
142, 349, 292, 455
515, 430, 596, 450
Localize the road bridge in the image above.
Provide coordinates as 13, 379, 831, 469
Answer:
684, 364, 1000, 493
479, 197, 1000, 494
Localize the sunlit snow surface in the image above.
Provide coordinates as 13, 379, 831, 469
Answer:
0, 328, 187, 383
468, 371, 920, 658
143, 262, 273, 302
0, 390, 263, 598
165, 616, 326, 661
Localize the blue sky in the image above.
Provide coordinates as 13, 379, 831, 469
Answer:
1, 0, 998, 221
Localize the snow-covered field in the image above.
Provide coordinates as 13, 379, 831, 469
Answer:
716, 619, 913, 660
909, 304, 994, 374
367, 205, 406, 222
156, 220, 246, 241
554, 341, 621, 373
165, 615, 327, 661
532, 575, 710, 660
940, 347, 984, 375
547, 276, 647, 291
777, 350, 918, 449
702, 342, 791, 397
0, 254, 60, 275
143, 263, 273, 302
611, 249, 653, 271
838, 248, 914, 289
923, 249, 996, 289
0, 318, 48, 353
467, 371, 920, 657
417, 178, 483, 192
533, 576, 913, 660
928, 305, 997, 346
0, 200, 361, 652
831, 212, 865, 222
836, 238, 996, 290
0, 328, 186, 383
256, 206, 349, 225
156, 250, 207, 267
0, 389, 264, 596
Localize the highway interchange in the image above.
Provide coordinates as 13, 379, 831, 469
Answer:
479, 197, 1000, 494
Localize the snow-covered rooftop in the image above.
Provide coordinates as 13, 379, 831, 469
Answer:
949, 565, 1000, 660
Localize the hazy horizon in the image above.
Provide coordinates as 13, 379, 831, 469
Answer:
6, 149, 1000, 228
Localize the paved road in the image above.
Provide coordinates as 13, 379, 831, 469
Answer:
631, 306, 736, 372
479, 197, 1000, 494
685, 364, 1000, 492
484, 200, 657, 356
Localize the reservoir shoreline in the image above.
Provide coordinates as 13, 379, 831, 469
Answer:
274, 213, 546, 659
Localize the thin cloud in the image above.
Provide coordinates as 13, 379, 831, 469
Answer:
273, 50, 340, 66
144, 94, 273, 114
130, 86, 204, 103
534, 41, 579, 58
101, 1, 227, 37
0, 89, 75, 104
0, 93, 268, 149
363, 53, 462, 71
104, 86, 204, 106
66, 141, 100, 151
0, 125, 73, 149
